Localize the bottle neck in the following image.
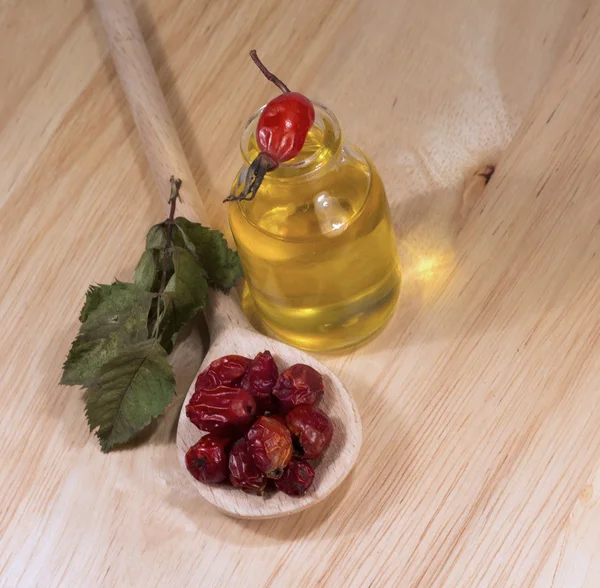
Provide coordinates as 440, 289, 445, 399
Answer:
240, 102, 343, 182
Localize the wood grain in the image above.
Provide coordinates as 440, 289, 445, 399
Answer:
0, 0, 598, 585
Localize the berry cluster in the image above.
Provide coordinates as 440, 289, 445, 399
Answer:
185, 352, 334, 497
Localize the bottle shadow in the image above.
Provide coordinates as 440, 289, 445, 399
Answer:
359, 160, 498, 358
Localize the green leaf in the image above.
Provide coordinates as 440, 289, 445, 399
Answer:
134, 249, 160, 291
170, 221, 196, 253
84, 339, 175, 452
158, 246, 208, 348
173, 217, 243, 291
61, 282, 153, 386
79, 283, 121, 323
146, 223, 167, 249
166, 246, 209, 325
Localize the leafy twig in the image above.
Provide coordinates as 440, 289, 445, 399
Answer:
60, 174, 243, 452
154, 176, 182, 336
160, 176, 182, 294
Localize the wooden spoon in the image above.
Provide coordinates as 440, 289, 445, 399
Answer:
94, 0, 362, 518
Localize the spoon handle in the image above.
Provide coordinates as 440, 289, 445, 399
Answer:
94, 0, 247, 330
93, 0, 202, 222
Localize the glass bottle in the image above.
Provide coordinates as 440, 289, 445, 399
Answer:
228, 103, 401, 351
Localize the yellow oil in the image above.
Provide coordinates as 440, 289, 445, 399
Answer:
229, 104, 401, 351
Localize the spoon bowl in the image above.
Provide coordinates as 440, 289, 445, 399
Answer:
176, 298, 362, 519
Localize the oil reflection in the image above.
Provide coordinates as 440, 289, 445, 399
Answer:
401, 239, 455, 304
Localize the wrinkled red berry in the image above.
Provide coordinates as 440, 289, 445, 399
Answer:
228, 438, 267, 494
224, 52, 316, 204
194, 368, 221, 393
275, 459, 315, 496
246, 416, 292, 479
186, 386, 256, 434
269, 414, 287, 427
193, 355, 251, 398
241, 351, 278, 413
273, 364, 324, 412
256, 92, 315, 165
185, 433, 229, 483
286, 404, 334, 460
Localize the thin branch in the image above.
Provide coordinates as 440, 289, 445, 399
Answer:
159, 176, 182, 295
153, 176, 182, 339
250, 50, 290, 93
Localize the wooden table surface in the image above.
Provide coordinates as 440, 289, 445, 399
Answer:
2, 0, 599, 585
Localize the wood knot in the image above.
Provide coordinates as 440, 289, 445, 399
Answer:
579, 483, 594, 504
458, 164, 497, 225
475, 165, 495, 185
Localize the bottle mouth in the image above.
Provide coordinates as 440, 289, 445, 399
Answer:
240, 101, 342, 178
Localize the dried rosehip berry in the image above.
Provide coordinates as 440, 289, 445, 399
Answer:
275, 459, 315, 496
224, 51, 315, 204
193, 355, 251, 399
269, 414, 287, 427
246, 416, 292, 479
228, 438, 267, 495
273, 364, 324, 413
185, 433, 229, 484
193, 368, 220, 394
286, 404, 334, 460
241, 351, 279, 413
186, 386, 256, 434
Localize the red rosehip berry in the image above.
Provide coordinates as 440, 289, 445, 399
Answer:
286, 404, 334, 460
246, 416, 293, 479
185, 433, 229, 484
269, 414, 287, 427
192, 355, 251, 397
186, 385, 256, 434
241, 350, 279, 413
228, 438, 267, 495
275, 459, 315, 496
256, 92, 314, 164
273, 364, 324, 413
224, 50, 315, 203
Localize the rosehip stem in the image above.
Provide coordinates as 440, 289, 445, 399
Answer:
160, 176, 182, 294
154, 176, 182, 337
223, 154, 277, 202
249, 50, 290, 94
